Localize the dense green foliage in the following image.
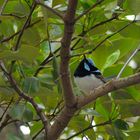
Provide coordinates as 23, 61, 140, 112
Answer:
0, 0, 140, 140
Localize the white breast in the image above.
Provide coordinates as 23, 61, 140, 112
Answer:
74, 74, 103, 94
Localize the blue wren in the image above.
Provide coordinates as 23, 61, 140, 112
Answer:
74, 57, 106, 93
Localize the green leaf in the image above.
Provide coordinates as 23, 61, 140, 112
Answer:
52, 0, 65, 7
126, 87, 140, 102
102, 50, 120, 72
22, 28, 41, 46
114, 119, 129, 130
111, 21, 140, 40
0, 46, 40, 64
7, 133, 22, 140
103, 64, 133, 78
81, 109, 101, 117
14, 1, 30, 15
96, 99, 109, 120
34, 96, 45, 110
22, 77, 40, 94
52, 56, 62, 94
40, 81, 54, 90
80, 0, 95, 9
23, 108, 33, 122
17, 46, 40, 64
125, 0, 140, 14
104, 1, 117, 18
10, 104, 25, 120
30, 121, 43, 137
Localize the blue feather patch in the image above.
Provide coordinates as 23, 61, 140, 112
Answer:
94, 69, 101, 73
87, 58, 96, 66
84, 63, 90, 71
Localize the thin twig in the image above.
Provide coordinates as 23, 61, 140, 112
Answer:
72, 20, 135, 57
0, 19, 41, 44
0, 114, 11, 132
14, 1, 37, 50
72, 15, 117, 50
117, 47, 140, 79
1, 13, 26, 19
66, 120, 111, 140
0, 61, 48, 138
46, 23, 52, 53
35, 0, 64, 20
0, 0, 8, 15
0, 98, 13, 121
75, 0, 104, 21
32, 127, 44, 140
34, 16, 117, 76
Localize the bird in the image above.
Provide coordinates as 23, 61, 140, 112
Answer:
74, 57, 106, 94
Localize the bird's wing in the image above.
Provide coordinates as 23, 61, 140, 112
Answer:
95, 74, 106, 83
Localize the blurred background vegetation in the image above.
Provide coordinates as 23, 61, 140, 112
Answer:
0, 0, 140, 139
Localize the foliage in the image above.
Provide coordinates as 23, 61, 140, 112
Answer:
0, 0, 140, 140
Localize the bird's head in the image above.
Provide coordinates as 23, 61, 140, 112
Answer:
74, 57, 100, 77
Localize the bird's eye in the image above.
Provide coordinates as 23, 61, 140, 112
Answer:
84, 63, 90, 71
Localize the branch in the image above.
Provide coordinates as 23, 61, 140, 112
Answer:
59, 0, 78, 107
66, 120, 111, 140
0, 114, 11, 132
117, 46, 140, 79
72, 20, 135, 57
14, 1, 37, 50
90, 20, 134, 52
0, 98, 13, 122
0, 0, 8, 15
77, 72, 140, 108
34, 16, 117, 76
35, 0, 64, 20
0, 19, 41, 44
71, 15, 117, 50
47, 72, 140, 140
75, 0, 104, 21
0, 61, 48, 138
47, 107, 76, 140
1, 13, 26, 19
46, 0, 79, 139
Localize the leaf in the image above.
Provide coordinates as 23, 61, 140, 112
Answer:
7, 133, 22, 140
22, 28, 41, 46
111, 21, 140, 40
126, 87, 140, 102
114, 119, 129, 130
82, 109, 101, 117
80, 0, 94, 9
52, 0, 65, 7
102, 50, 120, 71
103, 64, 133, 78
52, 56, 62, 94
10, 104, 25, 120
17, 46, 40, 64
30, 121, 43, 137
96, 99, 109, 120
104, 1, 117, 18
23, 108, 33, 122
125, 0, 140, 14
22, 77, 40, 94
14, 1, 30, 15
0, 46, 40, 64
34, 97, 45, 110
40, 81, 54, 90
